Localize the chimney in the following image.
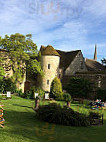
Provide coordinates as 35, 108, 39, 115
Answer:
94, 44, 97, 61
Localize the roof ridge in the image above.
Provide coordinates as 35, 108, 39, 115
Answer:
56, 49, 81, 53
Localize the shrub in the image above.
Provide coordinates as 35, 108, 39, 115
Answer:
50, 77, 63, 100
63, 93, 71, 102
0, 80, 4, 93
36, 103, 90, 127
66, 77, 92, 99
4, 78, 16, 93
16, 89, 25, 98
95, 89, 106, 101
89, 111, 101, 119
20, 87, 45, 99
24, 90, 33, 99
0, 65, 5, 81
88, 111, 102, 125
0, 78, 16, 93
29, 87, 45, 99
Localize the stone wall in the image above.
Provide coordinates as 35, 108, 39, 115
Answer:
65, 51, 87, 75
0, 49, 26, 92
41, 55, 60, 92
0, 49, 13, 78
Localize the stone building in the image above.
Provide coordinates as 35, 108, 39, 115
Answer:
1, 44, 106, 93
40, 45, 88, 92
40, 45, 106, 92
61, 45, 106, 90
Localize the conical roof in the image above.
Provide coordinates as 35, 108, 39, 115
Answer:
40, 45, 60, 56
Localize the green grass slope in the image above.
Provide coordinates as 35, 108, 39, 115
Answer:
0, 96, 106, 142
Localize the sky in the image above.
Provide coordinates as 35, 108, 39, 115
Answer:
0, 0, 106, 62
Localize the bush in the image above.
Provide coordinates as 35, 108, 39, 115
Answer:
95, 89, 106, 101
0, 78, 16, 93
0, 65, 5, 81
50, 77, 63, 100
88, 111, 102, 125
66, 77, 92, 99
0, 80, 4, 93
19, 87, 45, 99
63, 93, 71, 102
24, 90, 33, 99
89, 111, 101, 119
36, 103, 90, 127
16, 89, 25, 98
35, 87, 45, 98
29, 87, 45, 99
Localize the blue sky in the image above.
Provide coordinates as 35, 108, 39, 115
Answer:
0, 0, 106, 62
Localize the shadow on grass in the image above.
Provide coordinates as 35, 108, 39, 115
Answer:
13, 104, 33, 109
2, 109, 58, 142
1, 108, 106, 142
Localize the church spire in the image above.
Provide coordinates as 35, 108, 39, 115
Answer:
94, 44, 97, 61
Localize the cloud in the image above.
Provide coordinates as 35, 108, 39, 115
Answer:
84, 0, 106, 18
0, 0, 105, 62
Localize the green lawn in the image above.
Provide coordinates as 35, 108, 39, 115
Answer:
0, 96, 106, 142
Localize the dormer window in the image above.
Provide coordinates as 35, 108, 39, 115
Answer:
48, 64, 50, 69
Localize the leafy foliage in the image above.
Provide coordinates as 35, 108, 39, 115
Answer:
63, 93, 71, 102
0, 78, 16, 93
0, 80, 4, 93
101, 58, 106, 67
0, 33, 43, 83
0, 66, 5, 81
30, 87, 45, 98
0, 57, 5, 81
95, 89, 106, 101
17, 87, 45, 99
36, 103, 90, 126
50, 77, 63, 100
88, 111, 102, 125
66, 77, 92, 99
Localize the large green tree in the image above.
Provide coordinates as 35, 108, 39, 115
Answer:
0, 33, 43, 83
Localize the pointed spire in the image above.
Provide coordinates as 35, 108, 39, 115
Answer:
94, 44, 97, 61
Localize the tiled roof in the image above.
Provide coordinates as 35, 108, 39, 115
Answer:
85, 58, 106, 71
56, 50, 81, 70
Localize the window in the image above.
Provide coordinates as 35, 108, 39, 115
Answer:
48, 64, 50, 69
98, 80, 101, 88
47, 80, 49, 85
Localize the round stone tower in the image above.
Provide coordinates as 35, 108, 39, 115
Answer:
40, 45, 60, 92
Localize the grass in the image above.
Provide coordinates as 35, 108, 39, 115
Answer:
0, 96, 106, 142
